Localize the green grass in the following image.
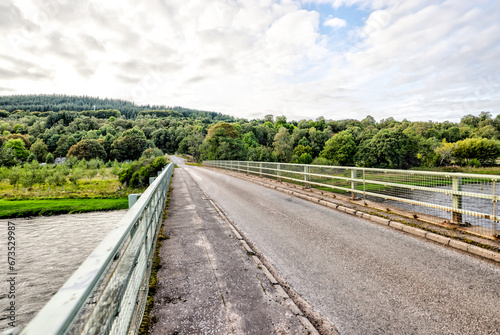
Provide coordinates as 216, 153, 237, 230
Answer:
0, 198, 129, 219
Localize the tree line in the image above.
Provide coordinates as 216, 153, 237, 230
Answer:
0, 95, 499, 171
0, 94, 235, 120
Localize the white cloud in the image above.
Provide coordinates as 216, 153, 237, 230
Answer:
323, 17, 347, 29
0, 0, 498, 122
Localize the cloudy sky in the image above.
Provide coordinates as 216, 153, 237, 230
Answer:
1, 0, 499, 122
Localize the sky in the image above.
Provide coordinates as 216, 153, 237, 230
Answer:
0, 0, 499, 122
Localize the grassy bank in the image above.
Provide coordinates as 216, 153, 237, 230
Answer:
0, 178, 144, 200
0, 198, 129, 219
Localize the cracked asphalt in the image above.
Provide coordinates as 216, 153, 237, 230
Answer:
151, 165, 310, 335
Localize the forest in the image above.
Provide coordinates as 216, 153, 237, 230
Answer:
1, 94, 500, 175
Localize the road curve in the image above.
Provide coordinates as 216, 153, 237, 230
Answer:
176, 162, 500, 335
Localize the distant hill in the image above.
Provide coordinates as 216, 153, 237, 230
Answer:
0, 94, 233, 120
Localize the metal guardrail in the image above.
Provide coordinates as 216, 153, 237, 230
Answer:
204, 160, 500, 237
6, 162, 174, 335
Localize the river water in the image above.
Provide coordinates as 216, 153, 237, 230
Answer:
368, 183, 499, 231
0, 210, 127, 332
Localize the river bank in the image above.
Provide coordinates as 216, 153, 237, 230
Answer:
0, 198, 128, 219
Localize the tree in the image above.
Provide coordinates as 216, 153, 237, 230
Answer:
13, 124, 25, 134
5, 134, 31, 149
0, 146, 16, 167
206, 122, 239, 139
273, 128, 293, 162
67, 139, 107, 161
452, 138, 500, 166
45, 111, 78, 129
86, 159, 102, 184
30, 139, 49, 162
69, 167, 84, 187
46, 169, 68, 190
201, 135, 247, 161
110, 160, 121, 177
119, 156, 168, 188
141, 148, 164, 159
242, 132, 259, 148
308, 127, 329, 158
434, 140, 456, 166
298, 153, 313, 164
5, 139, 29, 161
178, 132, 204, 162
320, 130, 357, 166
111, 129, 148, 161
8, 166, 21, 191
20, 161, 40, 190
477, 125, 498, 139
275, 116, 288, 130
54, 135, 77, 157
361, 115, 376, 127
45, 152, 55, 164
355, 128, 419, 169
293, 144, 312, 157
151, 128, 175, 153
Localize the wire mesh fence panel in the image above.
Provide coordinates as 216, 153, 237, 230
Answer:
205, 161, 499, 237
280, 163, 305, 183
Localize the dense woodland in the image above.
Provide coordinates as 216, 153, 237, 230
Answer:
1, 95, 500, 173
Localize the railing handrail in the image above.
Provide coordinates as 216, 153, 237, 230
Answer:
217, 160, 500, 180
12, 162, 174, 335
204, 160, 499, 235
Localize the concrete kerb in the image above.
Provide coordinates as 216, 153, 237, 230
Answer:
205, 167, 500, 265
186, 170, 324, 335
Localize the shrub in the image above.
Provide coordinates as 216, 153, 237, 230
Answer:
46, 152, 55, 164
298, 153, 313, 164
119, 156, 168, 188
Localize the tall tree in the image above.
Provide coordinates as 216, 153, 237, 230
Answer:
67, 139, 107, 161
30, 139, 49, 162
320, 130, 357, 166
110, 129, 148, 161
273, 128, 293, 162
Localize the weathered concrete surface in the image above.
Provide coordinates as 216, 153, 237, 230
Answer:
150, 167, 309, 335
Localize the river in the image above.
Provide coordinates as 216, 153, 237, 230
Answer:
0, 210, 127, 332
369, 182, 499, 231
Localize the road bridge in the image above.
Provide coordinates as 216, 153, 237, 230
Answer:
175, 157, 500, 335
9, 158, 500, 335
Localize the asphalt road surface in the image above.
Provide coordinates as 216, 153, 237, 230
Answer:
171, 157, 500, 335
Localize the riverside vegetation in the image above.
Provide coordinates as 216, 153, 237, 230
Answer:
0, 153, 168, 218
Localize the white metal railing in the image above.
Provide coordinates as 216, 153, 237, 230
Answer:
204, 161, 500, 237
5, 162, 174, 335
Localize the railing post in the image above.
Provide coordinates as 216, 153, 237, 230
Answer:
247, 161, 250, 175
363, 169, 366, 201
259, 162, 262, 177
277, 163, 281, 182
304, 165, 309, 189
128, 193, 141, 208
493, 179, 498, 233
452, 176, 463, 224
351, 168, 357, 200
